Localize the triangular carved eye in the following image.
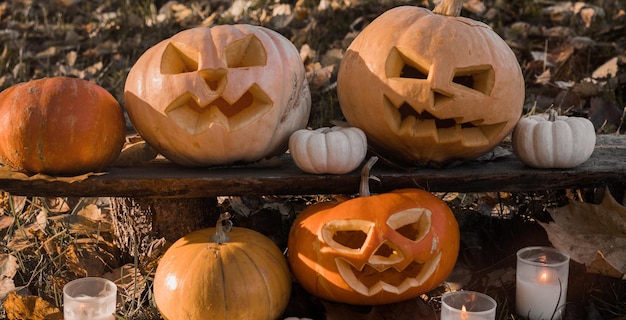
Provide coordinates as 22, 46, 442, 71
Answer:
386, 46, 430, 79
386, 208, 432, 243
322, 219, 374, 253
224, 34, 267, 68
452, 66, 495, 96
161, 42, 199, 74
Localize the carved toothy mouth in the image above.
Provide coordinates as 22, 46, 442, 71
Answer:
383, 96, 507, 146
165, 84, 272, 135
335, 251, 442, 296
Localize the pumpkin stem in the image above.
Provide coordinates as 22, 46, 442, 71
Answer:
432, 0, 463, 17
359, 156, 379, 197
548, 109, 558, 122
211, 212, 233, 244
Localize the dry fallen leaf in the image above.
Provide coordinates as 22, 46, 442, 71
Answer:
539, 188, 626, 279
111, 140, 158, 167
2, 194, 20, 214
592, 56, 619, 79
0, 254, 18, 299
0, 278, 16, 300
463, 0, 486, 15
43, 197, 70, 213
580, 7, 599, 28
0, 166, 106, 182
77, 203, 103, 221
0, 254, 19, 278
535, 69, 552, 85
0, 215, 14, 233
306, 62, 335, 90
64, 241, 116, 277
103, 264, 146, 303
2, 293, 63, 320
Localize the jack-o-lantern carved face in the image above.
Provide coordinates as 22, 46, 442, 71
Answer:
287, 189, 460, 305
125, 25, 311, 166
337, 6, 524, 165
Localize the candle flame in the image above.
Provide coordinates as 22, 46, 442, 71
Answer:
461, 305, 468, 319
540, 271, 549, 283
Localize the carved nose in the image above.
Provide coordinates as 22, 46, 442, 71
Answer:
368, 241, 405, 269
198, 68, 227, 92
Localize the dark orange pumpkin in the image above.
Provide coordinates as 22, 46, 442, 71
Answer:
287, 158, 460, 305
0, 77, 126, 175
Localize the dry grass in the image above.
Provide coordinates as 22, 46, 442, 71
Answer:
0, 194, 155, 318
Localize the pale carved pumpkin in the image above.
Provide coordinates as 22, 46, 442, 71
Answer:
153, 213, 292, 320
289, 126, 367, 174
337, 0, 525, 165
124, 24, 311, 166
0, 77, 126, 175
512, 110, 596, 168
287, 158, 460, 305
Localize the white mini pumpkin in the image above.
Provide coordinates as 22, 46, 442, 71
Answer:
289, 126, 367, 174
512, 110, 596, 169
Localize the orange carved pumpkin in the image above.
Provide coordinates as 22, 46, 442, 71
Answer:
337, 1, 524, 166
287, 158, 460, 305
0, 77, 126, 175
124, 24, 311, 166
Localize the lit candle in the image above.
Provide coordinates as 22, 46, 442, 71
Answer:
63, 277, 117, 320
516, 246, 569, 320
441, 291, 496, 320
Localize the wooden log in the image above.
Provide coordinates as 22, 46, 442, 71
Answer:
110, 197, 219, 261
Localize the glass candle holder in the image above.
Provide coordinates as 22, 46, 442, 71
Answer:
516, 246, 570, 320
63, 277, 117, 320
441, 291, 497, 320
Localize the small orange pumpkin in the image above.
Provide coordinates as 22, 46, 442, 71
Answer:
0, 77, 126, 175
153, 213, 292, 320
337, 0, 524, 165
287, 158, 460, 305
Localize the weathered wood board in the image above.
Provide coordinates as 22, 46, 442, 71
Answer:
1, 135, 624, 198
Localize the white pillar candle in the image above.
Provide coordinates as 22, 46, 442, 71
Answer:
441, 291, 497, 320
516, 246, 569, 320
63, 277, 117, 320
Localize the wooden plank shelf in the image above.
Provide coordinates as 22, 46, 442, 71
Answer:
1, 135, 624, 198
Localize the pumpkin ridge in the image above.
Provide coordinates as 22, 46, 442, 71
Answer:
193, 235, 227, 317
231, 244, 273, 318
214, 243, 229, 318
223, 227, 291, 319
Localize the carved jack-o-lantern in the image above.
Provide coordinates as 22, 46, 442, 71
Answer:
288, 186, 460, 305
125, 24, 311, 166
337, 2, 524, 165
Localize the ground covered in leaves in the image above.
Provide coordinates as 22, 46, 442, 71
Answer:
0, 0, 626, 319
